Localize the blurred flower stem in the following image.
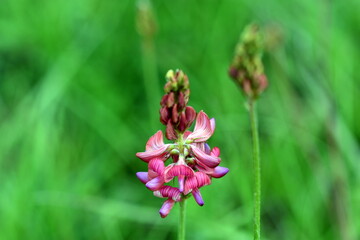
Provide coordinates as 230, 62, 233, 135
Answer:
178, 199, 186, 240
136, 0, 161, 128
229, 24, 268, 240
248, 99, 261, 240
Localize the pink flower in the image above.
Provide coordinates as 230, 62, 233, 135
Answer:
136, 110, 228, 218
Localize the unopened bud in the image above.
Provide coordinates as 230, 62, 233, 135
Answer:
171, 104, 179, 123
178, 112, 187, 132
166, 121, 177, 140
160, 107, 169, 125
178, 92, 185, 110
167, 92, 175, 107
185, 106, 196, 128
160, 94, 168, 107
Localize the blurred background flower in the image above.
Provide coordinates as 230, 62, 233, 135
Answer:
0, 0, 359, 239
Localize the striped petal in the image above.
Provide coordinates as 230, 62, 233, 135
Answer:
148, 158, 165, 178
146, 130, 165, 150
159, 199, 175, 218
195, 172, 211, 187
164, 164, 194, 182
186, 111, 213, 143
195, 160, 215, 174
192, 146, 220, 168
184, 175, 198, 194
210, 147, 220, 157
184, 172, 211, 194
154, 186, 181, 201
136, 131, 169, 162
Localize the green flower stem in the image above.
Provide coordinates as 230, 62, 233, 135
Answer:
178, 199, 186, 240
249, 99, 261, 240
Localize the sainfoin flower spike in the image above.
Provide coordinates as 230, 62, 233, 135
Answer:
136, 69, 229, 218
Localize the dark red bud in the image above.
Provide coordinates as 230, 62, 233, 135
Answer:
185, 106, 196, 128
178, 92, 185, 110
166, 120, 177, 140
167, 92, 175, 107
178, 112, 187, 132
160, 94, 168, 107
160, 107, 169, 125
171, 104, 179, 123
228, 66, 239, 80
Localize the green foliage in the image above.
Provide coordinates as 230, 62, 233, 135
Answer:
0, 0, 359, 239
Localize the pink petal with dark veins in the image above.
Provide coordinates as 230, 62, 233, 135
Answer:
148, 158, 165, 175
164, 165, 194, 182
154, 186, 181, 201
136, 131, 170, 162
186, 111, 213, 142
184, 176, 197, 194
184, 172, 211, 194
192, 146, 221, 168
195, 172, 211, 188
195, 160, 215, 174
136, 145, 168, 162
146, 130, 165, 151
210, 147, 220, 157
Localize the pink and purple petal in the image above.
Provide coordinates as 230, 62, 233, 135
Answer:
192, 146, 221, 168
159, 199, 175, 218
145, 176, 164, 191
136, 172, 149, 184
210, 166, 229, 178
178, 175, 185, 192
210, 118, 215, 133
192, 188, 204, 206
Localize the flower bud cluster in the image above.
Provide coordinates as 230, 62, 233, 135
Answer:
136, 70, 229, 218
229, 24, 268, 99
160, 70, 196, 140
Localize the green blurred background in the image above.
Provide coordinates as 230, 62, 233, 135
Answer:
0, 0, 359, 239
